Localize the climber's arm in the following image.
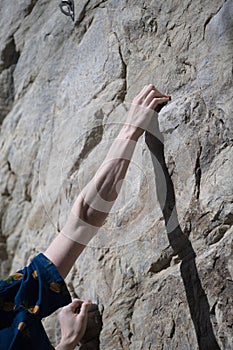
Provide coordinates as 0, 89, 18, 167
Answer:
44, 84, 170, 278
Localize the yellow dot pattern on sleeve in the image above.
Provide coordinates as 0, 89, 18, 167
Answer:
32, 270, 38, 279
49, 282, 61, 293
28, 305, 40, 315
5, 272, 24, 284
12, 273, 24, 281
18, 322, 26, 332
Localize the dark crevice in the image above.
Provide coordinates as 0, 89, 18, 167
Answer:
1, 187, 11, 198
75, 0, 91, 26
203, 3, 226, 39
79, 304, 103, 350
0, 215, 9, 275
77, 0, 113, 26
194, 144, 202, 199
210, 302, 217, 316
24, 187, 32, 202
169, 319, 176, 339
148, 246, 175, 273
203, 15, 214, 38
25, 0, 37, 18
7, 160, 12, 172
0, 36, 20, 71
0, 36, 19, 125
206, 224, 229, 246
119, 336, 123, 348
128, 331, 133, 341
148, 258, 171, 273
90, 0, 108, 11
72, 3, 96, 49
0, 234, 8, 261
113, 32, 127, 102
117, 40, 127, 102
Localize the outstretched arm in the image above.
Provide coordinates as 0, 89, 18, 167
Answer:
44, 84, 170, 278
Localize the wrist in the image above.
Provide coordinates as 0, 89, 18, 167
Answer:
119, 123, 142, 141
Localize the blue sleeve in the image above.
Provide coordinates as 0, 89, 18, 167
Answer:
0, 253, 72, 350
14, 253, 72, 318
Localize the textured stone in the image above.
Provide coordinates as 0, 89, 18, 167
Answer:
0, 0, 233, 349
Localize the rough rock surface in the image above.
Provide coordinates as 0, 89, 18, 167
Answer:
0, 0, 233, 349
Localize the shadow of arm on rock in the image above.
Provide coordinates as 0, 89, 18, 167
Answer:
145, 124, 220, 350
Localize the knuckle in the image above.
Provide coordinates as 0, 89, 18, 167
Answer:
150, 90, 156, 97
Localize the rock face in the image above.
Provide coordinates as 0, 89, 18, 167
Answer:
0, 0, 232, 349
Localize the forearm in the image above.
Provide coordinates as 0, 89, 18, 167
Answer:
72, 124, 140, 227
44, 84, 170, 278
46, 124, 140, 278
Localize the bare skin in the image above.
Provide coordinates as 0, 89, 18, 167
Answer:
44, 84, 170, 279
56, 299, 91, 350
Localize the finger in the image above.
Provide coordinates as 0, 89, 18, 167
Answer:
135, 85, 150, 101
143, 84, 167, 101
141, 84, 156, 98
144, 90, 157, 105
66, 299, 83, 313
149, 96, 171, 110
79, 300, 91, 317
154, 95, 171, 113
